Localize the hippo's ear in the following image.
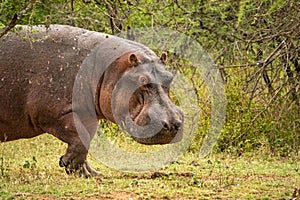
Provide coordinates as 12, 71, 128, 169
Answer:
160, 52, 167, 64
128, 53, 139, 67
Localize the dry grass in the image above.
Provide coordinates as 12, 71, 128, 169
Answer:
0, 134, 299, 199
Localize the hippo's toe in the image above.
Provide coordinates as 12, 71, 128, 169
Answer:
59, 156, 102, 178
81, 161, 103, 177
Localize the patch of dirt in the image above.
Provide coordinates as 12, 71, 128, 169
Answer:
150, 171, 194, 179
85, 191, 138, 200
20, 191, 192, 200
20, 191, 138, 200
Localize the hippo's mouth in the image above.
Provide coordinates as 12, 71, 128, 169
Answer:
130, 104, 144, 126
131, 126, 183, 145
129, 92, 147, 126
126, 104, 184, 145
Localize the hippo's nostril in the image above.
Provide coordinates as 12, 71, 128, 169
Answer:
162, 120, 182, 131
172, 121, 182, 131
162, 121, 170, 130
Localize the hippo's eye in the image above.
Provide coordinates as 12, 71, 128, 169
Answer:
138, 75, 148, 86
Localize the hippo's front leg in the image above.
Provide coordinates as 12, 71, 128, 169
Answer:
59, 145, 101, 177
42, 112, 102, 177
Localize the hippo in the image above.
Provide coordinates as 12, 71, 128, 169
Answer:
0, 25, 184, 177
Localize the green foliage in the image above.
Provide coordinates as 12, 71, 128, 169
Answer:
267, 0, 287, 14
23, 156, 37, 169
236, 0, 251, 26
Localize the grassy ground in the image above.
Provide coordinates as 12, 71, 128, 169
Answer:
0, 134, 299, 200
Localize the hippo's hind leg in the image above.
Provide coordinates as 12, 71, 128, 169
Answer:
43, 112, 102, 177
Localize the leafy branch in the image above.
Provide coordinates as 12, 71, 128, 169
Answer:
0, 0, 36, 38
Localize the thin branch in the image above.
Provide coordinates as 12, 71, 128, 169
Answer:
234, 81, 287, 142
102, 0, 122, 34
0, 0, 36, 38
71, 0, 74, 11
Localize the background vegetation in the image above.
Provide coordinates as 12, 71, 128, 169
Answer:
2, 0, 298, 155
0, 0, 299, 199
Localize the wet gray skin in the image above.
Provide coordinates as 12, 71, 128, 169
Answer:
0, 25, 184, 177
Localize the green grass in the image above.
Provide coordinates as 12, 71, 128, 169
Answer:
0, 134, 299, 199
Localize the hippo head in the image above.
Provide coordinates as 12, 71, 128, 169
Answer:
99, 52, 184, 145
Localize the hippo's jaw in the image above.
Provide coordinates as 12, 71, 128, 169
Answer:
133, 112, 183, 145
131, 123, 184, 145
123, 110, 184, 145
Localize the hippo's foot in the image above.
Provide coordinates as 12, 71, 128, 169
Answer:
59, 156, 102, 178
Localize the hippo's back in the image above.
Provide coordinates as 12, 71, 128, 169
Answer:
0, 25, 108, 141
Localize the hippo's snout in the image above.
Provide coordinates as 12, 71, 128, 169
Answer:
159, 108, 184, 142
129, 103, 184, 145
